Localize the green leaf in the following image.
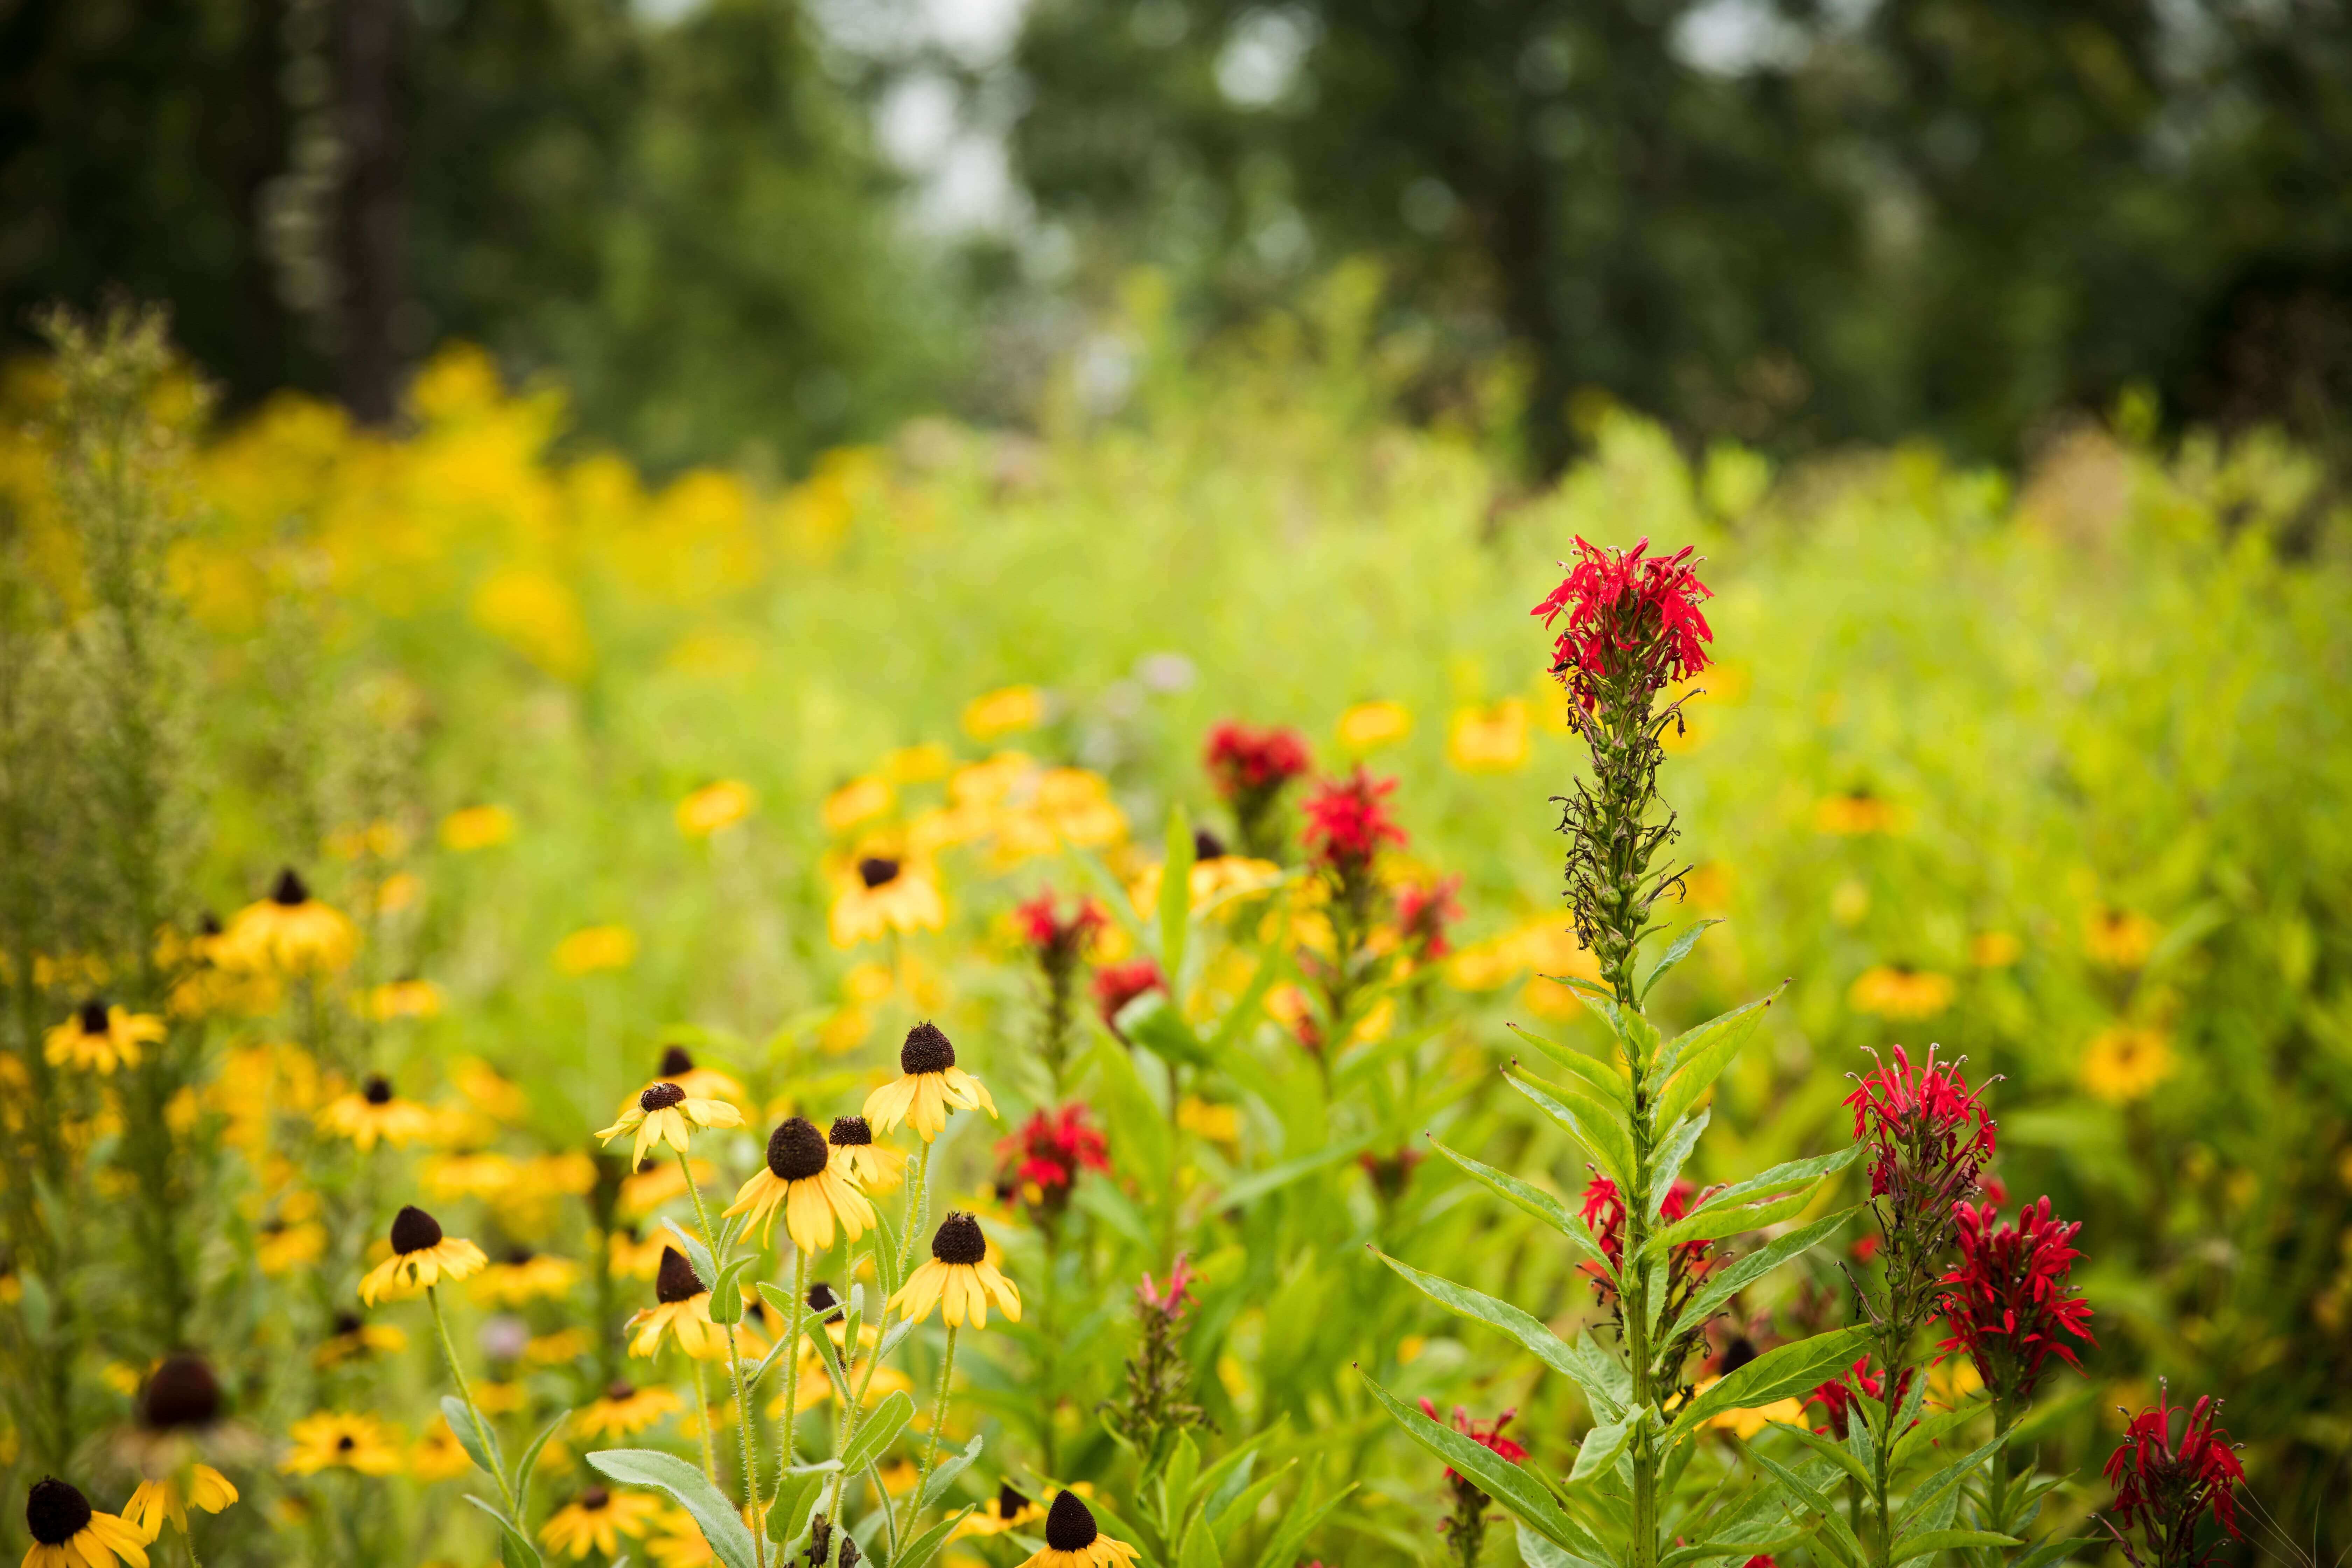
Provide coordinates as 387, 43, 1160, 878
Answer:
1685, 1146, 1861, 1219
441, 1395, 504, 1482
1516, 1522, 1612, 1568
1360, 1371, 1609, 1561
866, 1206, 905, 1299
1212, 1462, 1292, 1537
1641, 920, 1723, 1001
584, 1449, 758, 1568
766, 1464, 836, 1545
1160, 804, 1195, 982
1505, 1069, 1637, 1189
1252, 1484, 1354, 1568
1651, 992, 1780, 1132
464, 1495, 543, 1568
1373, 1249, 1622, 1418
1219, 1134, 1375, 1209
1899, 1432, 2010, 1531
1741, 1445, 1865, 1568
1649, 1188, 1813, 1253
1505, 1023, 1633, 1109
2012, 1538, 2094, 1568
1424, 1139, 1612, 1274
892, 1507, 976, 1568
1893, 1530, 2019, 1563
1126, 994, 1214, 1068
707, 1256, 753, 1325
660, 1219, 718, 1287
1650, 1110, 1710, 1216
1160, 1429, 1202, 1522
1672, 1326, 1872, 1439
920, 1433, 985, 1510
840, 1388, 915, 1475
1670, 1209, 1855, 1341
514, 1408, 572, 1503
1569, 1412, 1640, 1482
1195, 1434, 1271, 1529
1887, 1403, 1979, 1469
1764, 1423, 1872, 1490
1177, 1510, 1225, 1568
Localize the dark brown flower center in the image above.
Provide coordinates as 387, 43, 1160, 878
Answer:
606, 1381, 635, 1402
995, 1482, 1029, 1520
200, 911, 223, 936
272, 867, 310, 906
900, 1022, 954, 1075
77, 1000, 108, 1034
504, 1247, 536, 1266
639, 1082, 686, 1112
580, 1487, 611, 1511
766, 1117, 829, 1182
26, 1477, 92, 1545
363, 1076, 393, 1105
1044, 1490, 1098, 1551
807, 1281, 841, 1317
856, 856, 901, 889
336, 1434, 355, 1452
1193, 827, 1227, 861
658, 1045, 695, 1076
931, 1211, 986, 1266
141, 1354, 223, 1429
389, 1205, 443, 1255
332, 1313, 362, 1336
655, 1246, 705, 1303
828, 1115, 873, 1148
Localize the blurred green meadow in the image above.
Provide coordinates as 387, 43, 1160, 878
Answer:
1, 295, 2348, 1565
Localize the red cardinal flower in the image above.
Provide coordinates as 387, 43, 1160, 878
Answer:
1578, 1174, 1712, 1308
1806, 1355, 1912, 1442
1137, 1253, 1197, 1320
1301, 768, 1407, 878
994, 1103, 1110, 1214
1531, 537, 1714, 711
1418, 1399, 1528, 1483
1092, 957, 1168, 1038
2103, 1385, 2246, 1564
1203, 721, 1312, 798
1393, 876, 1462, 964
1847, 1044, 1997, 1330
1015, 886, 1106, 958
1938, 1196, 2096, 1406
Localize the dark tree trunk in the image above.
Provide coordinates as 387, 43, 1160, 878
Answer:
334, 0, 407, 424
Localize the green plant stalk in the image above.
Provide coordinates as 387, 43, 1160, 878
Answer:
774, 1247, 811, 1466
681, 1149, 767, 1567
426, 1285, 519, 1520
692, 1357, 718, 1483
1985, 1394, 2015, 1546
900, 1324, 958, 1538
1869, 1337, 1904, 1568
1039, 1219, 1061, 1478
900, 1141, 933, 1275
819, 1290, 903, 1567
1624, 1041, 1659, 1568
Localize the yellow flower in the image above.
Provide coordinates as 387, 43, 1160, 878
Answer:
2081, 1024, 2175, 1102
1814, 789, 1902, 835
881, 743, 953, 784
1969, 931, 2022, 968
863, 1023, 996, 1143
280, 1413, 407, 1476
439, 803, 517, 851
410, 1420, 472, 1482
317, 1076, 438, 1150
609, 1227, 668, 1280
962, 685, 1044, 741
44, 1002, 166, 1076
626, 1250, 727, 1361
1014, 1492, 1140, 1568
596, 1082, 744, 1167
449, 1056, 530, 1121
724, 1118, 875, 1253
1127, 856, 1283, 918
469, 1250, 580, 1306
357, 1206, 489, 1306
1847, 966, 1956, 1020
828, 855, 945, 948
257, 1218, 326, 1275
555, 924, 637, 974
1446, 699, 1531, 773
1336, 700, 1411, 751
677, 779, 756, 837
360, 978, 443, 1020
827, 1114, 906, 1194
620, 1046, 746, 1112
822, 776, 895, 833
314, 1314, 407, 1368
123, 1465, 238, 1540
21, 1478, 150, 1568
574, 1381, 681, 1440
422, 1152, 520, 1205
527, 1329, 593, 1366
219, 869, 358, 975
619, 1158, 713, 1219
953, 1482, 1044, 1539
2085, 906, 2161, 968
1697, 1390, 1808, 1439
539, 1488, 664, 1560
890, 1213, 1021, 1329
1177, 1098, 1240, 1146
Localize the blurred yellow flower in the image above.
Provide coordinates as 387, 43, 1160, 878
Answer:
375, 871, 423, 913
282, 1413, 406, 1476
950, 751, 1032, 808
1033, 766, 1126, 848
410, 1420, 472, 1482
1848, 965, 1955, 1020
450, 1057, 530, 1121
555, 925, 637, 974
258, 1218, 328, 1275
318, 1077, 438, 1150
1445, 920, 1600, 994
1447, 699, 1530, 772
962, 684, 1045, 740
1337, 700, 1412, 751
1177, 1097, 1241, 1144
1970, 931, 2022, 968
328, 819, 408, 860
676, 779, 755, 837
843, 961, 895, 1003
882, 743, 953, 783
439, 804, 516, 851
2085, 907, 2161, 968
221, 870, 358, 975
424, 1152, 519, 1205
822, 776, 894, 833
361, 977, 443, 1021
830, 856, 945, 948
1814, 790, 1902, 835
472, 564, 593, 682
43, 1003, 165, 1076
1700, 1393, 1808, 1438
2080, 1024, 2174, 1102
471, 1251, 581, 1306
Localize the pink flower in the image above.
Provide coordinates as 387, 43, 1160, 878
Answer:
1530, 537, 1714, 711
1138, 1254, 1197, 1319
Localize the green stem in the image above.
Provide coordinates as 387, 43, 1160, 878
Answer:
427, 1286, 518, 1519
900, 1325, 958, 1537
776, 1247, 811, 1466
681, 1150, 766, 1568
692, 1358, 717, 1484
899, 1142, 933, 1275
1870, 1343, 1903, 1568
1987, 1396, 2014, 1542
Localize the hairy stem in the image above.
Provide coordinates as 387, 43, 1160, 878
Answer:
427, 1286, 518, 1519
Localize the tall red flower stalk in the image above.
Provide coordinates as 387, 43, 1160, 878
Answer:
1939, 1196, 2096, 1411
1578, 1174, 1715, 1365
1531, 536, 1714, 714
993, 1103, 1110, 1219
1016, 885, 1107, 1093
1418, 1399, 1527, 1568
2101, 1386, 2246, 1568
1092, 956, 1167, 1042
1203, 720, 1312, 860
1298, 768, 1406, 1056
1847, 1044, 1997, 1342
1393, 876, 1462, 969
1108, 1256, 1209, 1454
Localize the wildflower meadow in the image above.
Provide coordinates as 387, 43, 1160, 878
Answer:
1, 301, 2347, 1568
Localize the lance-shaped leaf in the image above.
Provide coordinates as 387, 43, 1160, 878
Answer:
1553, 976, 1662, 1073
1892, 1531, 2019, 1563
1518, 1523, 1613, 1568
706, 1256, 754, 1325
1648, 1188, 1815, 1254
840, 1388, 915, 1474
1671, 1326, 1873, 1440
1374, 1249, 1624, 1419
1900, 1430, 2012, 1531
1160, 805, 1195, 982
1506, 1069, 1636, 1190
463, 1496, 544, 1568
1506, 1023, 1633, 1110
441, 1395, 503, 1481
767, 1463, 839, 1546
1683, 1146, 1860, 1221
586, 1449, 758, 1568
1650, 1110, 1709, 1217
1253, 1485, 1355, 1568
1668, 1209, 1856, 1342
514, 1408, 572, 1504
894, 1507, 978, 1568
1640, 920, 1723, 1002
1765, 1423, 1873, 1490
920, 1433, 985, 1510
1424, 1138, 1613, 1276
1568, 1410, 1643, 1483
1651, 991, 1781, 1130
1361, 1371, 1610, 1561
660, 1219, 717, 1287
1741, 1445, 1865, 1568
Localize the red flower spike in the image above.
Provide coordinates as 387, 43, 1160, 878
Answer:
1203, 721, 1312, 799
1578, 1174, 1713, 1308
1300, 767, 1407, 878
1418, 1398, 1528, 1483
1531, 537, 1714, 712
1092, 957, 1168, 1037
1015, 886, 1107, 958
1137, 1253, 1196, 1319
2103, 1385, 2246, 1560
1937, 1196, 2096, 1406
1806, 1355, 1912, 1442
993, 1103, 1109, 1214
1394, 876, 1463, 962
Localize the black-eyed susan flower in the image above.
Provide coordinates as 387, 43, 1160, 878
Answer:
279, 1413, 405, 1475
724, 1117, 874, 1253
626, 1248, 724, 1361
609, 1226, 666, 1280
1847, 965, 1956, 1021
862, 1023, 995, 1143
574, 1381, 682, 1440
43, 1001, 165, 1077
360, 977, 443, 1021
890, 1213, 1020, 1329
539, 1487, 664, 1560
357, 1206, 488, 1306
115, 1356, 244, 1542
827, 1114, 905, 1194
409, 1420, 472, 1482
439, 803, 516, 852
314, 1313, 406, 1368
645, 1045, 745, 1107
619, 1157, 710, 1219
22, 1478, 150, 1568
317, 1076, 437, 1150
256, 1215, 326, 1276
827, 855, 945, 948
950, 1481, 1043, 1539
220, 869, 358, 975
469, 1248, 580, 1306
1016, 1491, 1140, 1568
596, 1082, 743, 1167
